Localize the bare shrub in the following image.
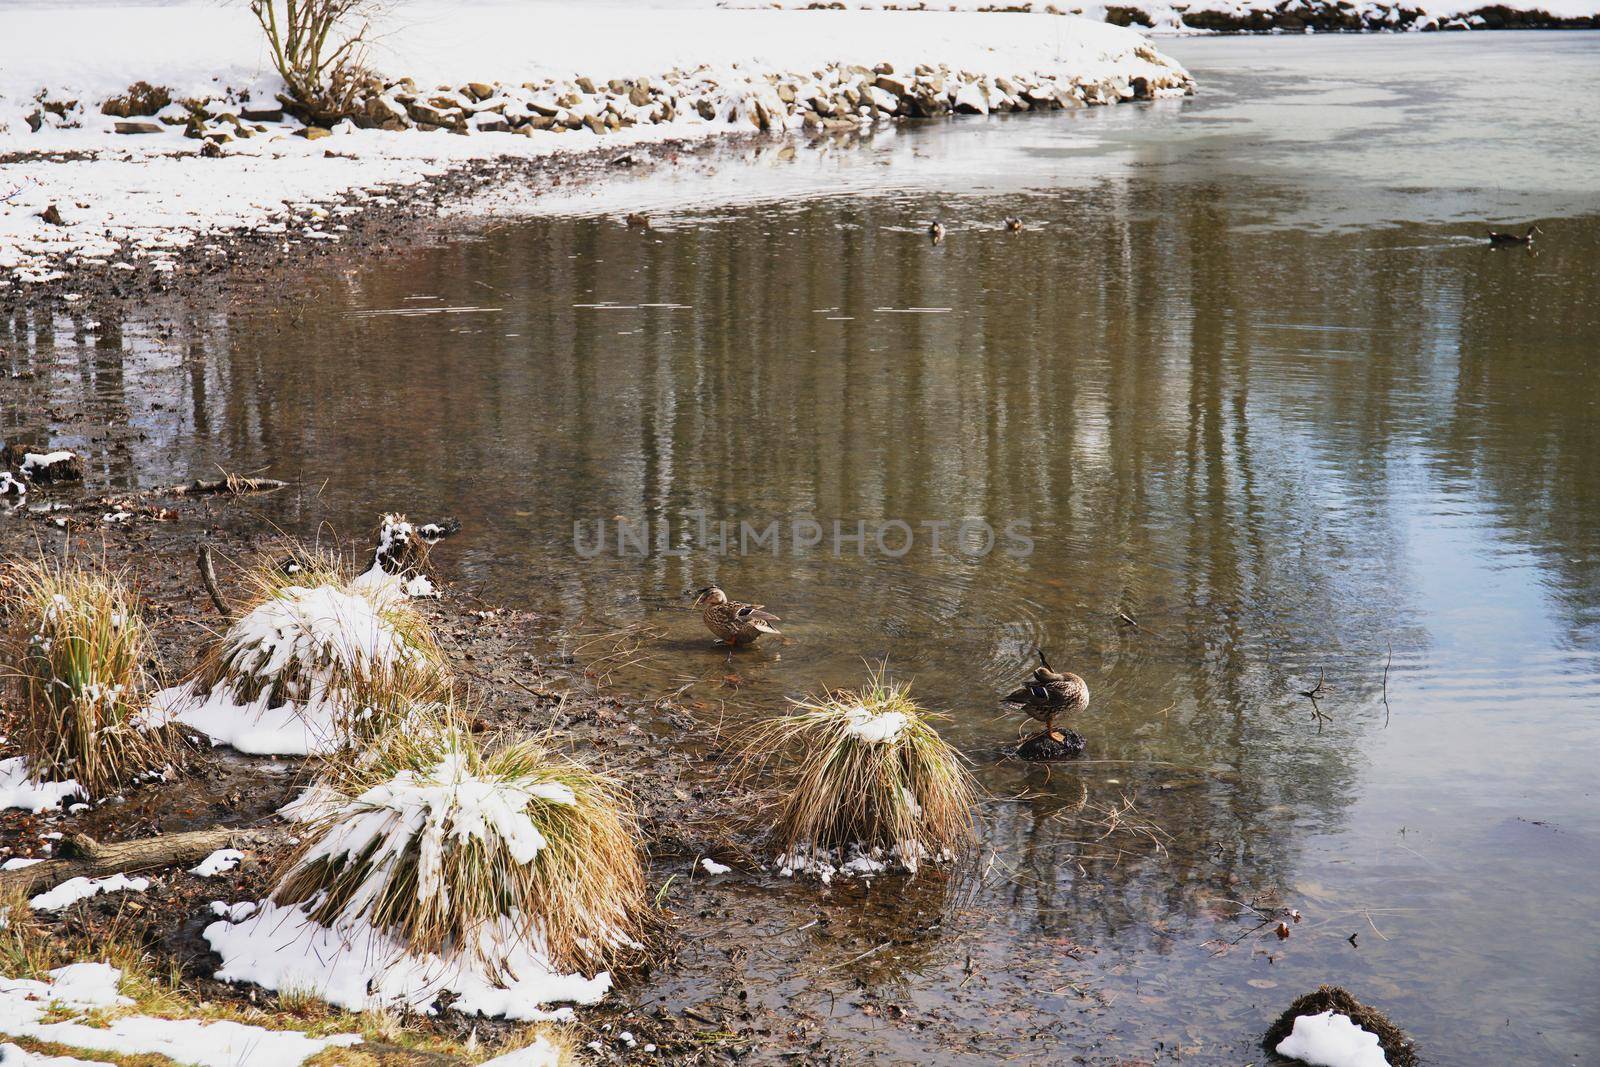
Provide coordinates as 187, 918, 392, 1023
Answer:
100, 82, 172, 118
250, 0, 379, 121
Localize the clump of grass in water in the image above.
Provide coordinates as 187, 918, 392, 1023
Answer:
273, 715, 646, 976
742, 669, 978, 876
1, 559, 178, 795
187, 548, 446, 745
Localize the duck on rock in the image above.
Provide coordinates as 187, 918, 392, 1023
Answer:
693, 586, 781, 646
1004, 649, 1089, 733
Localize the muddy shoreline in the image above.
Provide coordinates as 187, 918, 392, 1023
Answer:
0, 479, 821, 1062
1, 134, 736, 323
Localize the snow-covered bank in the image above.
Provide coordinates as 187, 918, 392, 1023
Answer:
734, 0, 1600, 32
0, 2, 1191, 285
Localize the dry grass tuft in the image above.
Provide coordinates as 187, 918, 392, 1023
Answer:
1, 558, 178, 795
740, 667, 978, 873
273, 717, 646, 975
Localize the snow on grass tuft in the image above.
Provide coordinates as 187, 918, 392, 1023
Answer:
0, 962, 360, 1066
208, 721, 645, 1016
1276, 1011, 1392, 1067
269, 723, 644, 975
152, 558, 445, 756
2, 560, 178, 798
739, 666, 977, 882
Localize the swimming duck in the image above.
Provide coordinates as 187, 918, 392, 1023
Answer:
1003, 649, 1089, 732
928, 220, 945, 244
626, 212, 651, 230
1004, 216, 1023, 232
693, 586, 781, 646
1487, 225, 1539, 246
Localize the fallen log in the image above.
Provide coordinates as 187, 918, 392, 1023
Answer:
0, 827, 281, 899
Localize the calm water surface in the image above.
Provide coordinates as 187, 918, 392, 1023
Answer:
6, 33, 1600, 1065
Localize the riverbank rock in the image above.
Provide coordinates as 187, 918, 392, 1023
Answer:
17, 48, 1195, 155
1265, 986, 1418, 1067
1015, 727, 1086, 762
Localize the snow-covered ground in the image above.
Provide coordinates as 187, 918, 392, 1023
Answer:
0, 1, 1190, 283
0, 962, 361, 1066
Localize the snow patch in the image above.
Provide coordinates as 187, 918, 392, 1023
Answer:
480, 1034, 567, 1067
0, 962, 360, 1066
0, 758, 84, 813
776, 840, 953, 883
205, 901, 610, 1020
29, 874, 149, 913
1276, 1011, 1391, 1067
189, 848, 244, 877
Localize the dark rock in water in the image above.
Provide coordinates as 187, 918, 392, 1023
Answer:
1016, 728, 1085, 762
1264, 985, 1418, 1067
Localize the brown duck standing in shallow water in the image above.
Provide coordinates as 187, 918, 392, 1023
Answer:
1004, 649, 1089, 733
693, 586, 781, 646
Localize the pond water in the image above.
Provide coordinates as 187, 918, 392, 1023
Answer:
7, 31, 1600, 1065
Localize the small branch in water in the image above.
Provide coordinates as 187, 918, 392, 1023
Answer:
1114, 609, 1161, 636
1382, 643, 1393, 727
826, 941, 893, 971
197, 541, 231, 619
1298, 668, 1331, 723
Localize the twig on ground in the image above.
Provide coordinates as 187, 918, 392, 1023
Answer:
197, 541, 230, 618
